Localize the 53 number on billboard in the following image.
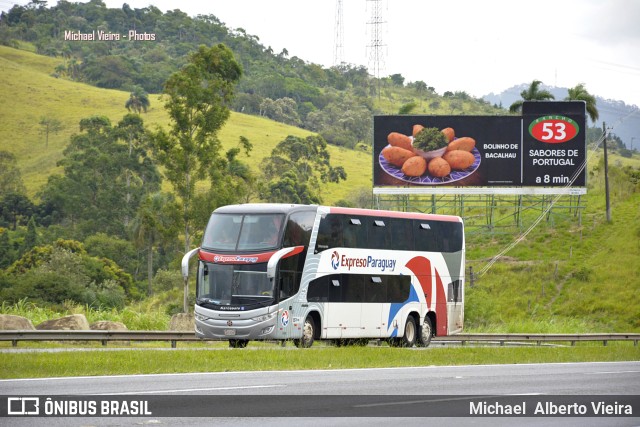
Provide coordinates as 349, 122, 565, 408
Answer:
529, 116, 579, 144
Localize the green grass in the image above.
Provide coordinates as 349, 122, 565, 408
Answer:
0, 344, 638, 379
0, 343, 640, 378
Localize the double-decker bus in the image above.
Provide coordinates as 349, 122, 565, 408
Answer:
182, 203, 464, 348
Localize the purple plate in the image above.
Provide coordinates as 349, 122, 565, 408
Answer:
379, 146, 481, 185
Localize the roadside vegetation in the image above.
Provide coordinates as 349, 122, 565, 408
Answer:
1, 344, 638, 379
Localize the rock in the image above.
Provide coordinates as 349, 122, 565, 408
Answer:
90, 321, 127, 331
36, 314, 90, 330
0, 314, 35, 330
169, 313, 194, 331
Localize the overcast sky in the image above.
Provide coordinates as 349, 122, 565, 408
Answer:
3, 0, 640, 107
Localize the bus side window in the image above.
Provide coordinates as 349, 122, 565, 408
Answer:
387, 275, 410, 303
387, 218, 413, 251
308, 276, 328, 302
366, 276, 386, 303
283, 211, 316, 247
279, 255, 301, 299
278, 270, 295, 299
448, 280, 462, 302
328, 277, 343, 302
442, 222, 463, 252
342, 274, 364, 302
415, 220, 439, 252
316, 215, 342, 252
343, 216, 366, 248
368, 218, 386, 249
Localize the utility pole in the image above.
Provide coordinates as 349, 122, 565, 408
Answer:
603, 122, 611, 222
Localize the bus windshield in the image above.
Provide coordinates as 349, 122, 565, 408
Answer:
197, 262, 273, 307
202, 213, 285, 252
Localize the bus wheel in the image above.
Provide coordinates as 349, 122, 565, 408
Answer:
417, 317, 433, 347
228, 339, 248, 348
400, 316, 417, 347
294, 316, 315, 348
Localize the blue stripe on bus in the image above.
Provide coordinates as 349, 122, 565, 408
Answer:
387, 284, 420, 335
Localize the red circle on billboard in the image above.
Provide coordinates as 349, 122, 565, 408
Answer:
529, 116, 579, 144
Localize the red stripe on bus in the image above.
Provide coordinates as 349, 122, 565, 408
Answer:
199, 246, 304, 264
434, 268, 449, 336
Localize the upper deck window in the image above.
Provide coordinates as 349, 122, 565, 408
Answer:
202, 213, 285, 252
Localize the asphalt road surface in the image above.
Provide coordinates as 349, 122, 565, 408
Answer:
1, 361, 639, 426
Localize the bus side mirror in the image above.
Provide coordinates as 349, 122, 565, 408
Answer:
181, 247, 200, 280
267, 247, 297, 280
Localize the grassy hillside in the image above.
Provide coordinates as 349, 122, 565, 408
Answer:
0, 45, 370, 202
465, 152, 640, 332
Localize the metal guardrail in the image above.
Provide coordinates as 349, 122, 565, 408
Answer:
0, 330, 201, 349
433, 333, 640, 347
1, 331, 639, 348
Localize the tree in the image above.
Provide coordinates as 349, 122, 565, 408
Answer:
151, 44, 242, 255
130, 192, 180, 295
39, 115, 160, 238
0, 193, 34, 230
565, 83, 599, 123
509, 80, 555, 113
115, 114, 153, 226
38, 116, 64, 148
21, 215, 38, 254
125, 87, 150, 113
0, 151, 26, 195
399, 101, 417, 115
389, 73, 405, 86
0, 228, 15, 268
262, 135, 347, 203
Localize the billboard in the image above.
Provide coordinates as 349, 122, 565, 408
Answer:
373, 101, 587, 195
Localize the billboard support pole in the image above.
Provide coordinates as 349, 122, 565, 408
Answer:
603, 122, 611, 223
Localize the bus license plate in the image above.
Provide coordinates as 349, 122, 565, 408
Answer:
224, 329, 236, 336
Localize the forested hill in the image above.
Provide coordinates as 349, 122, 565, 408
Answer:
0, 0, 499, 150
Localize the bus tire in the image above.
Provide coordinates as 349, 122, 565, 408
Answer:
417, 316, 433, 347
400, 316, 417, 347
293, 316, 315, 348
229, 339, 248, 348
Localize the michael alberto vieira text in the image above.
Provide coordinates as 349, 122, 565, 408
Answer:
470, 400, 633, 416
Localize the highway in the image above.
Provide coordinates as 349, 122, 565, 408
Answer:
1, 361, 639, 426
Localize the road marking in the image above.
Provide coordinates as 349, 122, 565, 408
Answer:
586, 370, 640, 375
353, 393, 543, 408
95, 384, 285, 395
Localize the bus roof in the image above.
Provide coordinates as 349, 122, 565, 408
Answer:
213, 203, 317, 215
325, 206, 462, 223
212, 204, 461, 223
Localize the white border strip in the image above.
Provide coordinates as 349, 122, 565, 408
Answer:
373, 187, 586, 195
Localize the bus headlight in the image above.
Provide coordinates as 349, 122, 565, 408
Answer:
251, 312, 276, 323
195, 313, 210, 322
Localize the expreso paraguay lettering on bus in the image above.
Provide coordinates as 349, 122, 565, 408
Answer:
340, 254, 396, 272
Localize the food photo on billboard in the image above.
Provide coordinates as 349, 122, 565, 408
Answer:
373, 101, 587, 193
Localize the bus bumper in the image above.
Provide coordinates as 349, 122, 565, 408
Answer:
194, 309, 278, 340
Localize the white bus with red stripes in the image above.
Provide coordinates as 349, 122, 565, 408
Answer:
182, 204, 465, 348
